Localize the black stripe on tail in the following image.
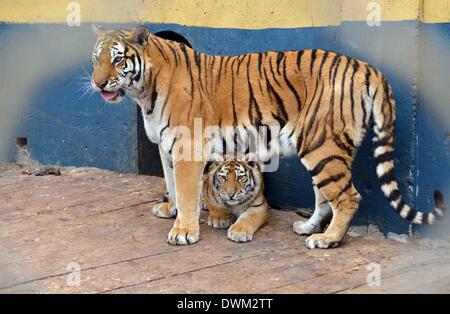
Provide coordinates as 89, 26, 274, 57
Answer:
371, 81, 447, 224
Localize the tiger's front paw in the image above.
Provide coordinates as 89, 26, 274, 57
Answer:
207, 213, 235, 229
227, 223, 254, 243
167, 226, 199, 245
152, 202, 177, 218
305, 233, 340, 249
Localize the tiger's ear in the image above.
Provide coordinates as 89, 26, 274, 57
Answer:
204, 160, 218, 175
92, 24, 104, 35
244, 153, 259, 169
131, 26, 150, 47
204, 154, 223, 175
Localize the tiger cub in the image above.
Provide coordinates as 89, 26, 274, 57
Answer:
202, 157, 268, 243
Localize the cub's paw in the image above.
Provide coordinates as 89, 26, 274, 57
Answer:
305, 233, 340, 249
167, 226, 199, 245
227, 223, 254, 243
152, 202, 177, 218
293, 220, 321, 236
207, 213, 235, 229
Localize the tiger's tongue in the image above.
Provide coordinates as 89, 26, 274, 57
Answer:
100, 90, 118, 101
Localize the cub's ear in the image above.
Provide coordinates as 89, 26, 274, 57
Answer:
204, 154, 223, 175
131, 26, 150, 47
92, 24, 104, 35
204, 161, 217, 175
244, 153, 259, 169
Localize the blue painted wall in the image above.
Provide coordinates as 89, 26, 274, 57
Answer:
416, 23, 450, 237
0, 24, 137, 173
0, 21, 448, 235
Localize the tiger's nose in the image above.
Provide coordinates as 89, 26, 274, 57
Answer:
226, 191, 236, 199
93, 80, 108, 90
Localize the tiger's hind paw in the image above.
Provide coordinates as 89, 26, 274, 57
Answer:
293, 220, 322, 236
152, 202, 177, 218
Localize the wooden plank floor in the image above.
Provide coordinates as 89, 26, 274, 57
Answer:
1, 164, 449, 294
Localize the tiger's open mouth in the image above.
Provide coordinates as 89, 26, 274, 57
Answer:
100, 89, 125, 102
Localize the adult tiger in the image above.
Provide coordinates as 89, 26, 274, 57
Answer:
90, 26, 446, 249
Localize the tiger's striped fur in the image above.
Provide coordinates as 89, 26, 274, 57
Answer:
202, 156, 268, 242
91, 26, 446, 249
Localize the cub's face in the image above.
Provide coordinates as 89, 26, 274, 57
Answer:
91, 26, 149, 103
210, 160, 259, 206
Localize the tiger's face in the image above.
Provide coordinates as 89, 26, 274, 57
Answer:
208, 159, 261, 207
91, 26, 149, 103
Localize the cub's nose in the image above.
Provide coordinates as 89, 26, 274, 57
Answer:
226, 191, 236, 199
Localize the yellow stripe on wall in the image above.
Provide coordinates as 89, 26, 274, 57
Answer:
342, 0, 421, 22
422, 0, 450, 23
0, 0, 449, 28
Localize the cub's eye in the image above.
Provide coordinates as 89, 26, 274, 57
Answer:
113, 56, 123, 64
237, 173, 246, 180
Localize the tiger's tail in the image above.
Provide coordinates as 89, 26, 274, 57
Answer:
371, 76, 447, 224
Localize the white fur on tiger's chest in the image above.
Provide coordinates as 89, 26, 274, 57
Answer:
141, 108, 159, 143
139, 95, 168, 145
